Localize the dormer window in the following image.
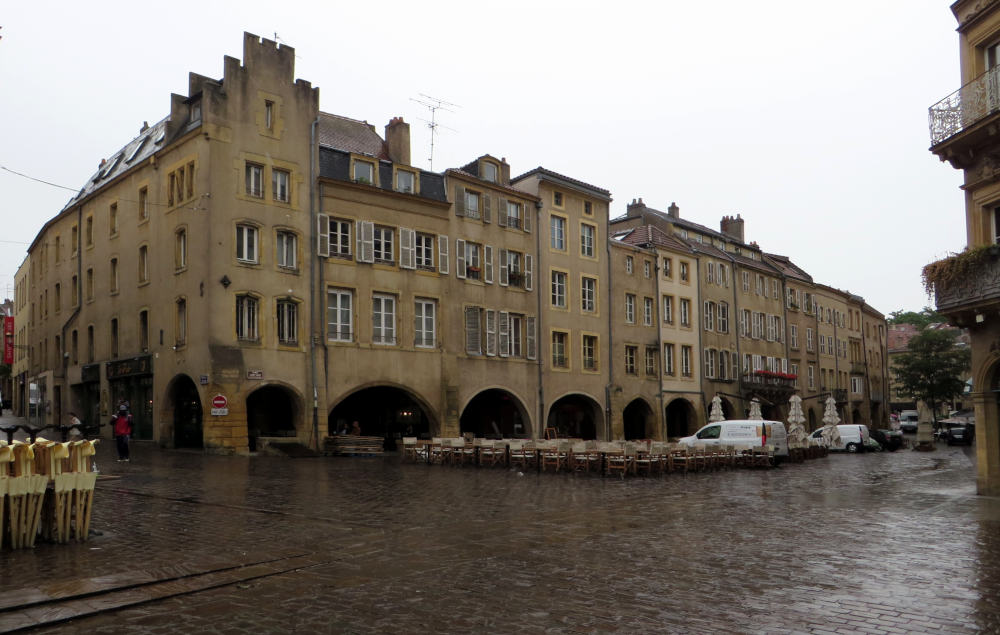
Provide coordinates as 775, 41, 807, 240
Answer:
483, 162, 498, 183
190, 99, 202, 122
396, 170, 415, 194
354, 160, 374, 184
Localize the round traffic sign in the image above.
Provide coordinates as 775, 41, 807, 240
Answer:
212, 394, 228, 409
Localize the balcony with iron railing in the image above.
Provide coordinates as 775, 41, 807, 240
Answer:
849, 361, 866, 375
929, 66, 1000, 149
927, 246, 1000, 318
833, 388, 848, 403
741, 371, 797, 392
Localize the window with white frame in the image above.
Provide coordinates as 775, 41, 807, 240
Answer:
507, 200, 522, 229
717, 302, 729, 333
643, 297, 653, 326
552, 331, 568, 367
662, 258, 672, 279
704, 301, 715, 331
138, 247, 148, 283
507, 313, 524, 358
790, 324, 799, 348
741, 309, 750, 337
372, 294, 396, 345
742, 271, 750, 292
551, 216, 566, 250
645, 347, 657, 376
707, 262, 715, 283
680, 299, 691, 327
626, 256, 634, 274
236, 295, 259, 341
236, 225, 258, 263
681, 345, 692, 377
704, 348, 716, 378
583, 335, 597, 370
329, 219, 351, 258
719, 350, 730, 380
664, 343, 675, 375
175, 229, 187, 269
755, 274, 763, 295
582, 277, 596, 312
806, 327, 814, 351
808, 366, 815, 389
353, 160, 374, 184
465, 190, 481, 219
415, 234, 434, 269
851, 377, 863, 394
551, 271, 567, 307
246, 163, 264, 197
273, 169, 290, 202
663, 295, 674, 324
277, 231, 297, 269
791, 364, 799, 387
772, 279, 779, 300
644, 260, 651, 278
625, 346, 638, 375
327, 289, 353, 342
482, 162, 498, 183
395, 170, 415, 194
415, 299, 436, 347
277, 300, 298, 344
625, 294, 636, 323
581, 224, 595, 257
373, 226, 394, 263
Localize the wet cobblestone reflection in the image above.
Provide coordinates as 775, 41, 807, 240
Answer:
3, 441, 997, 634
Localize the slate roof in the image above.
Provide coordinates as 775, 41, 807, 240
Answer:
511, 166, 611, 201
763, 253, 813, 283
60, 117, 169, 214
317, 112, 390, 159
610, 205, 734, 245
614, 225, 692, 253
446, 168, 537, 199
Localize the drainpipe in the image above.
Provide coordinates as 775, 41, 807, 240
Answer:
653, 248, 664, 439
695, 254, 706, 424
730, 257, 742, 417
535, 201, 544, 440
309, 117, 320, 450
605, 218, 614, 441
832, 303, 841, 421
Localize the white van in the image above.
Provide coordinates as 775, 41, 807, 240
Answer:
807, 424, 870, 453
679, 420, 789, 459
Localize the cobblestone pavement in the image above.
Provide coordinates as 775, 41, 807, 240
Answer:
2, 435, 998, 635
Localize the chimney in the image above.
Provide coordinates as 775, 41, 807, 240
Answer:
668, 202, 680, 219
627, 197, 647, 217
720, 213, 745, 243
385, 117, 411, 166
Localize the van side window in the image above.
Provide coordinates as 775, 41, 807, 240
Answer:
697, 426, 721, 440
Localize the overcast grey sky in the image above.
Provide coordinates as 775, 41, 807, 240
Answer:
0, 0, 965, 314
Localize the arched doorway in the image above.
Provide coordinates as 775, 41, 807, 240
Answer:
666, 398, 695, 438
719, 397, 737, 420
247, 385, 299, 452
808, 407, 817, 431
171, 375, 203, 449
329, 385, 434, 448
547, 394, 601, 440
461, 389, 530, 439
623, 398, 654, 440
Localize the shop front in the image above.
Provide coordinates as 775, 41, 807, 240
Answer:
78, 364, 104, 431
107, 356, 154, 441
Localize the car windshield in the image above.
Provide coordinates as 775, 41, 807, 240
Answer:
697, 426, 721, 440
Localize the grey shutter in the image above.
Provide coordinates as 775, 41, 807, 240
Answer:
498, 311, 509, 358
465, 306, 481, 355
455, 185, 466, 217
498, 197, 508, 227
483, 193, 492, 224
317, 214, 330, 257
524, 254, 532, 291
486, 310, 497, 357
399, 228, 413, 269
356, 220, 363, 261
526, 315, 536, 360
484, 245, 494, 284
456, 239, 466, 279
523, 204, 532, 233
499, 248, 509, 287
438, 235, 449, 274
362, 221, 375, 263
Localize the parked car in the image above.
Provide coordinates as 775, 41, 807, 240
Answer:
899, 411, 920, 433
945, 421, 975, 446
679, 420, 789, 460
870, 428, 904, 452
807, 424, 871, 453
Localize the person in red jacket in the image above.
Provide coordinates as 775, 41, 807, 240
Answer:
111, 404, 134, 462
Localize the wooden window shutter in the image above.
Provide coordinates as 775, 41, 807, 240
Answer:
362, 221, 375, 263
498, 311, 510, 358
526, 316, 536, 360
486, 310, 497, 356
499, 248, 509, 287
483, 193, 492, 223
523, 204, 532, 233
484, 245, 494, 284
498, 197, 508, 227
400, 228, 415, 269
456, 239, 466, 279
317, 214, 330, 257
465, 306, 481, 355
355, 220, 364, 261
455, 185, 466, 217
524, 254, 533, 291
438, 235, 449, 274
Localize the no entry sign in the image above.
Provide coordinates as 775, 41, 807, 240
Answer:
211, 394, 229, 416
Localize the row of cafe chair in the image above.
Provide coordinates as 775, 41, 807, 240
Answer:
401, 437, 778, 476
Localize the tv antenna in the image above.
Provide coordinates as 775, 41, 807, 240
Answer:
410, 94, 460, 171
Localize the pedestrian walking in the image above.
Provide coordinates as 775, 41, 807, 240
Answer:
111, 404, 134, 462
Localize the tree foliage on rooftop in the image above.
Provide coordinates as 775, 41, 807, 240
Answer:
891, 329, 970, 425
888, 307, 944, 330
